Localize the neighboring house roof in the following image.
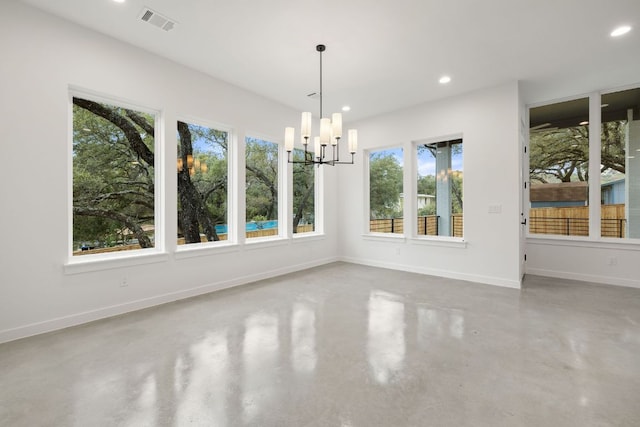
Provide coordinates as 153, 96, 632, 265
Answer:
530, 182, 588, 202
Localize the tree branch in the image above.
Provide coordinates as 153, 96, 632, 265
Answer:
125, 109, 155, 137
73, 206, 153, 248
73, 98, 154, 166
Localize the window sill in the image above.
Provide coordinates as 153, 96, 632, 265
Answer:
527, 235, 640, 251
292, 232, 326, 242
362, 233, 406, 243
244, 236, 289, 250
409, 236, 467, 248
64, 250, 169, 275
175, 241, 240, 259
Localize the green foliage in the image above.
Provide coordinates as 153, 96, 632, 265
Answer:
450, 171, 463, 214
416, 173, 462, 215
416, 141, 463, 217
178, 123, 228, 230
246, 138, 278, 222
530, 120, 626, 184
417, 174, 435, 196
418, 204, 436, 216
251, 214, 268, 229
529, 125, 589, 183
600, 120, 626, 178
369, 151, 403, 219
293, 149, 314, 231
72, 101, 155, 249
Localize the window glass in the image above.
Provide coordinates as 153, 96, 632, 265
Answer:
600, 88, 640, 239
177, 121, 228, 245
72, 96, 156, 255
529, 98, 590, 236
293, 148, 315, 234
246, 137, 279, 238
416, 140, 463, 237
369, 148, 404, 234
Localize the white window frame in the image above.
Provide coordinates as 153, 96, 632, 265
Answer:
244, 134, 287, 245
364, 145, 406, 238
410, 134, 465, 245
291, 148, 324, 240
174, 116, 237, 257
65, 87, 166, 274
526, 86, 640, 247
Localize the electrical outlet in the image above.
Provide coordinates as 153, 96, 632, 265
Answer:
120, 277, 128, 287
488, 204, 502, 214
607, 257, 618, 266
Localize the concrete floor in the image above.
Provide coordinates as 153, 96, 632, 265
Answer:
1, 262, 639, 426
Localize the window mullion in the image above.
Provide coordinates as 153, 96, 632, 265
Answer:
588, 93, 602, 239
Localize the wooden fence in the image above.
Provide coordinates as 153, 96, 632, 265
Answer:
529, 204, 625, 237
370, 214, 463, 237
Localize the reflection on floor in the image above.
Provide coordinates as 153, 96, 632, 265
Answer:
1, 262, 639, 426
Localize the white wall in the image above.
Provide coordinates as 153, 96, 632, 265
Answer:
521, 80, 640, 290
337, 82, 523, 288
526, 240, 640, 288
0, 1, 339, 343
2, 2, 638, 345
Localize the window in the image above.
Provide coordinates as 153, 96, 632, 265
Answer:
529, 87, 640, 241
529, 98, 590, 236
369, 148, 404, 234
600, 88, 640, 239
177, 121, 229, 245
292, 148, 315, 234
72, 95, 157, 256
416, 139, 463, 237
245, 137, 279, 239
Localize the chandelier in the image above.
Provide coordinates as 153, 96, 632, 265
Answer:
285, 44, 357, 166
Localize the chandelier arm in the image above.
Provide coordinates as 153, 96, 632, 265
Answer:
285, 44, 355, 167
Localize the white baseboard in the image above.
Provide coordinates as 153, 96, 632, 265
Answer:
339, 256, 522, 289
525, 267, 640, 289
0, 256, 338, 344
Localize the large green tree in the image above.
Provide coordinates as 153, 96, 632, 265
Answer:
245, 138, 278, 222
416, 143, 463, 216
369, 152, 403, 219
73, 99, 227, 249
529, 121, 626, 184
292, 149, 315, 232
73, 99, 155, 249
74, 102, 316, 248
177, 121, 226, 243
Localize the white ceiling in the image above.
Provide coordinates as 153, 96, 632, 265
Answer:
21, 0, 640, 121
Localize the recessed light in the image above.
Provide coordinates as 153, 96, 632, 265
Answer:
342, 106, 351, 112
439, 75, 451, 84
611, 25, 631, 37
579, 121, 589, 126
113, 0, 125, 3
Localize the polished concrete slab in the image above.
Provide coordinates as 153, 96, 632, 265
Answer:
1, 262, 639, 426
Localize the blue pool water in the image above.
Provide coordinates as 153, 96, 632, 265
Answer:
215, 220, 278, 234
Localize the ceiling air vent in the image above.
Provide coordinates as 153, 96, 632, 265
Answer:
139, 7, 176, 32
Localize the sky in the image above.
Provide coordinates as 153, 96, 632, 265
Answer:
183, 123, 227, 157
371, 146, 463, 176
